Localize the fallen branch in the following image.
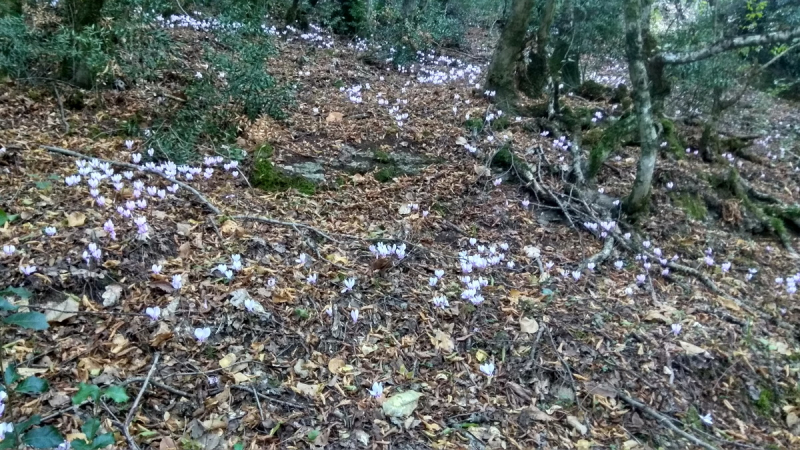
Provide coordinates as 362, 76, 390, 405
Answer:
124, 352, 161, 443
229, 384, 306, 409
42, 145, 221, 215
617, 391, 718, 450
231, 215, 343, 244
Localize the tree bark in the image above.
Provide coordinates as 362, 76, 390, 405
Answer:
520, 0, 556, 98
623, 0, 658, 216
402, 0, 417, 18
655, 27, 800, 66
484, 0, 536, 109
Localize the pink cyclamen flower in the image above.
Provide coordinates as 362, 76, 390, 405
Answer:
194, 327, 211, 343
145, 306, 161, 321
350, 309, 359, 323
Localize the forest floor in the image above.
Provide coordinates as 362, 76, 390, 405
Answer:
1, 20, 800, 450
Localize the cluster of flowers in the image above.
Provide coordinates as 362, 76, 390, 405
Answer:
458, 239, 509, 273
369, 242, 407, 260
215, 254, 244, 280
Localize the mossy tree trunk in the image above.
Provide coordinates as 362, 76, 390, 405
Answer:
520, 0, 556, 98
484, 0, 536, 110
285, 0, 301, 24
622, 0, 658, 217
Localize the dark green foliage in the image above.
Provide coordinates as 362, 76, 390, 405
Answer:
373, 149, 392, 164
490, 145, 513, 170
251, 145, 316, 195
586, 113, 636, 179
0, 0, 22, 17
491, 115, 510, 131
675, 193, 707, 220
660, 118, 684, 156
464, 117, 484, 133
334, 0, 368, 35
577, 80, 609, 100
374, 166, 398, 183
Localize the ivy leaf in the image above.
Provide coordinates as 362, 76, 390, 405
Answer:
16, 376, 49, 395
81, 418, 100, 441
72, 383, 100, 405
3, 312, 49, 330
101, 385, 129, 404
90, 433, 116, 449
0, 286, 32, 300
4, 364, 19, 386
22, 426, 64, 449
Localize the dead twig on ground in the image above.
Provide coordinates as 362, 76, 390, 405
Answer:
617, 391, 718, 450
124, 352, 161, 446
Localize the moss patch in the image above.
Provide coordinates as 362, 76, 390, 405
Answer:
675, 193, 707, 220
374, 166, 399, 183
373, 149, 392, 164
660, 118, 684, 157
250, 144, 316, 195
464, 117, 483, 133
491, 145, 513, 170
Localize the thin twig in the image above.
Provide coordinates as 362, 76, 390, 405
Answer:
101, 400, 141, 450
122, 377, 192, 398
41, 145, 221, 215
252, 385, 266, 423
231, 215, 342, 243
229, 384, 306, 409
545, 326, 590, 431
617, 391, 718, 450
52, 84, 69, 134
124, 353, 161, 435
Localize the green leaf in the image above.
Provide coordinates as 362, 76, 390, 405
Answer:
4, 364, 19, 386
35, 181, 52, 190
233, 443, 244, 450
72, 383, 100, 405
101, 385, 129, 404
0, 286, 32, 299
306, 429, 320, 442
90, 433, 115, 449
0, 299, 18, 311
0, 209, 19, 227
70, 439, 92, 450
0, 429, 18, 449
22, 426, 64, 448
81, 418, 100, 441
3, 312, 49, 330
16, 376, 49, 395
541, 288, 554, 297
15, 414, 41, 433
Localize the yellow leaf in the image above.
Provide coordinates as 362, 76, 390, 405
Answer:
219, 353, 237, 369
475, 349, 488, 362
519, 316, 539, 334
67, 212, 86, 227
328, 357, 346, 373
219, 220, 238, 235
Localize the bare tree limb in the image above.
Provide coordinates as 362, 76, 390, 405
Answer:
656, 27, 800, 65
125, 352, 161, 437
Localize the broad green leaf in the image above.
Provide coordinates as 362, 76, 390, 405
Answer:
101, 385, 129, 404
3, 312, 49, 330
15, 414, 41, 433
22, 426, 64, 448
72, 383, 100, 405
0, 209, 19, 226
0, 286, 32, 300
81, 418, 100, 441
70, 439, 92, 450
306, 430, 320, 442
16, 376, 49, 395
0, 429, 18, 449
4, 364, 19, 386
90, 433, 115, 449
35, 181, 52, 190
0, 299, 18, 311
233, 443, 244, 450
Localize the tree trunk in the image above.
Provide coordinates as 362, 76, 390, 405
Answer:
64, 0, 106, 30
484, 0, 536, 109
520, 0, 556, 98
286, 0, 301, 24
402, 0, 416, 19
623, 0, 658, 217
